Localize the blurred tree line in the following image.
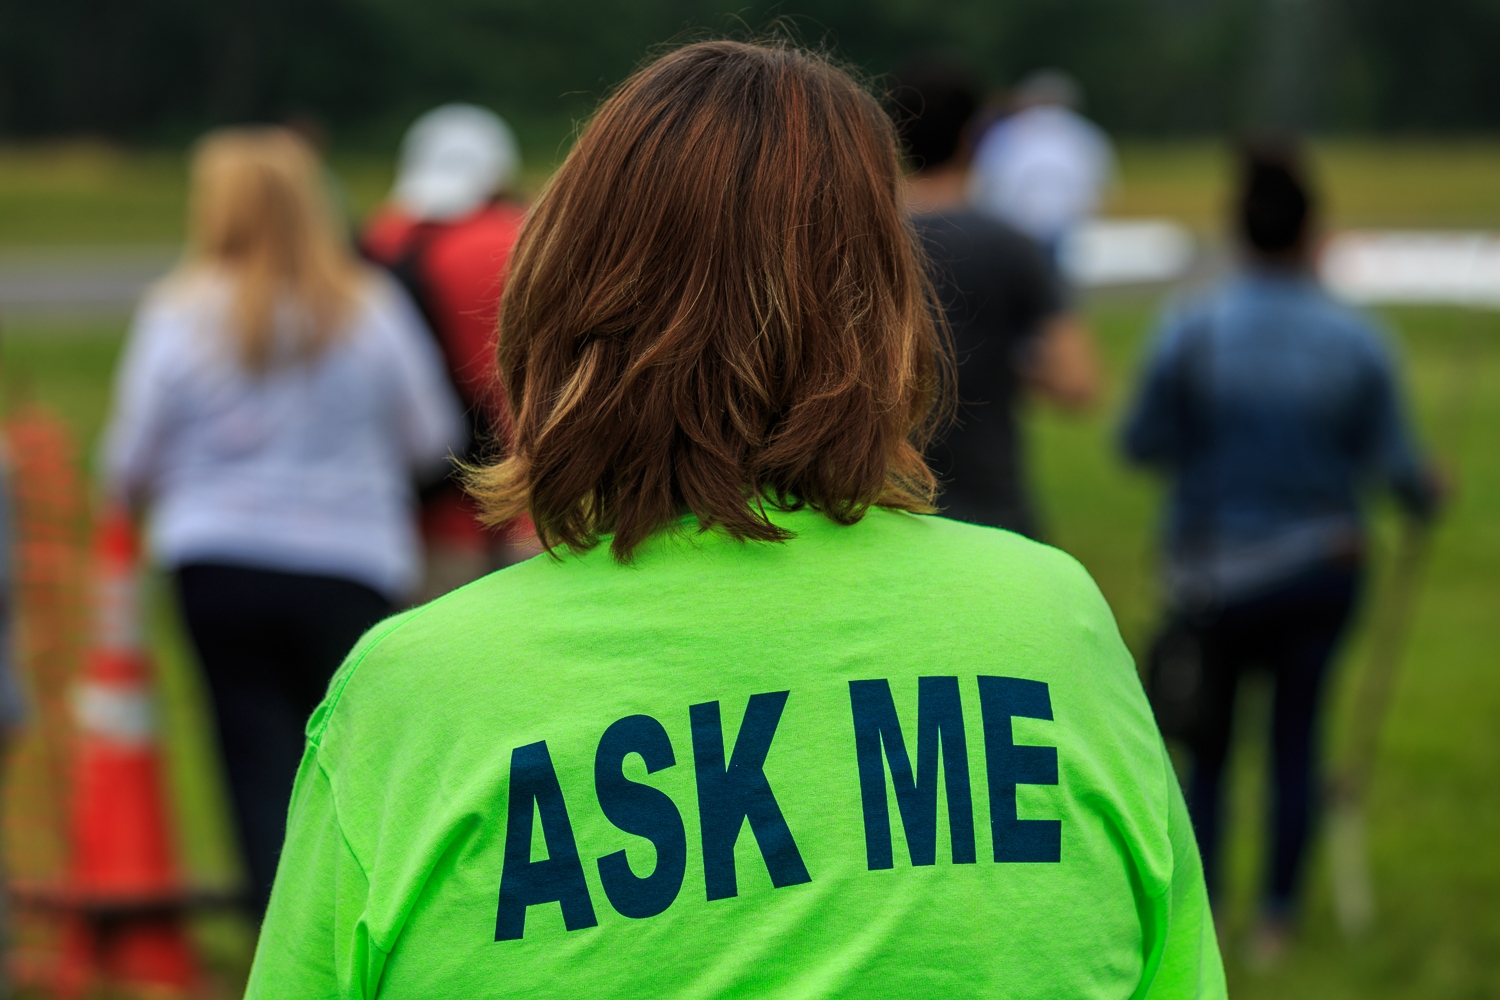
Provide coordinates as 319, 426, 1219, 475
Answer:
2, 0, 1497, 156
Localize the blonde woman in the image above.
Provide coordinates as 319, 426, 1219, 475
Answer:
103, 127, 464, 917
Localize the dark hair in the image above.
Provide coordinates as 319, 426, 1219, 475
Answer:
470, 40, 947, 561
888, 62, 981, 173
1238, 140, 1313, 255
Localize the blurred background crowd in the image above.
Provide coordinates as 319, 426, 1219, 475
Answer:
0, 1, 1496, 998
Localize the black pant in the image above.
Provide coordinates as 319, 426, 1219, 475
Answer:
175, 563, 391, 918
1184, 561, 1360, 917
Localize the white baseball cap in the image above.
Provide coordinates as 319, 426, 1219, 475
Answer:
393, 104, 522, 221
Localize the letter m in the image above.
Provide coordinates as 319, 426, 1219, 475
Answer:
849, 677, 976, 869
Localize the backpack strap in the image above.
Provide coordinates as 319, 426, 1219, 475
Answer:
385, 221, 447, 348
366, 221, 497, 495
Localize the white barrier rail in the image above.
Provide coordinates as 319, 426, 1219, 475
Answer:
1320, 231, 1500, 307
1062, 218, 1198, 288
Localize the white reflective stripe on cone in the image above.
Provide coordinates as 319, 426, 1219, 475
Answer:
73, 682, 155, 745
93, 575, 143, 653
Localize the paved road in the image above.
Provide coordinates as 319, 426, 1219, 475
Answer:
0, 226, 1226, 327
0, 246, 179, 322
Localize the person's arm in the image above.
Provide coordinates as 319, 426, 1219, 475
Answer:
1119, 318, 1189, 468
100, 299, 178, 511
1359, 331, 1443, 521
1006, 222, 1104, 410
1021, 312, 1103, 410
1138, 754, 1227, 999
246, 747, 383, 999
0, 460, 25, 740
375, 275, 468, 478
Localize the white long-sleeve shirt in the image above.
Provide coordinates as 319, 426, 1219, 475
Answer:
103, 270, 466, 599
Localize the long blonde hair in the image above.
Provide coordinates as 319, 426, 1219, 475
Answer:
183, 127, 363, 372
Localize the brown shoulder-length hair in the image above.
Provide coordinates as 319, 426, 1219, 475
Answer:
471, 39, 948, 560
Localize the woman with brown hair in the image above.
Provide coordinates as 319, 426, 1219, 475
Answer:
249, 42, 1223, 997
102, 127, 464, 918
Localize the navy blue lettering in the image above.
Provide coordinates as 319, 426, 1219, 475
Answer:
495, 741, 599, 940
850, 677, 976, 869
594, 715, 687, 919
977, 676, 1061, 863
690, 692, 812, 901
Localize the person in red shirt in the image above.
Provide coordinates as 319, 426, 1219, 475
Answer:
362, 105, 540, 596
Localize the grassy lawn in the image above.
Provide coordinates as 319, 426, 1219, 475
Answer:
0, 140, 549, 247
1035, 299, 1500, 999
6, 137, 1500, 246
0, 140, 1496, 996
1108, 140, 1500, 234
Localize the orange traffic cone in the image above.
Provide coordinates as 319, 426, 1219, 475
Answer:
50, 503, 199, 997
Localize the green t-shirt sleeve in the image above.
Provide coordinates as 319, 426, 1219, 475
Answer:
1140, 751, 1228, 999
305, 606, 425, 744
246, 609, 426, 998
244, 746, 385, 999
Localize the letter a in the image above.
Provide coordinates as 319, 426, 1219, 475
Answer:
495, 741, 599, 941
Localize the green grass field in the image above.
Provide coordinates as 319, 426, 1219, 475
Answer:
1036, 301, 1500, 998
7, 137, 1500, 245
0, 141, 1496, 997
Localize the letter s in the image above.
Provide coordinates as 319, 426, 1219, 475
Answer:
595, 714, 688, 919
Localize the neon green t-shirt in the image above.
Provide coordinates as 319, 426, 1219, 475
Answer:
248, 507, 1225, 998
